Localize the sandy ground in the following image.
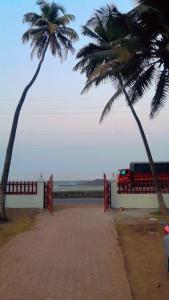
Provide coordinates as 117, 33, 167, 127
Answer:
0, 205, 131, 300
112, 208, 169, 300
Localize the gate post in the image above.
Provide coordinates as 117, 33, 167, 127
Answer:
104, 174, 110, 212
45, 175, 54, 214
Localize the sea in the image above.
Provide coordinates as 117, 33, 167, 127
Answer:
53, 180, 103, 192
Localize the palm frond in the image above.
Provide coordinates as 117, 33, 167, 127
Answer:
22, 28, 46, 43
87, 60, 118, 82
59, 27, 78, 41
49, 2, 65, 20
86, 4, 119, 27
49, 33, 62, 58
37, 1, 65, 18
34, 18, 49, 27
23, 12, 41, 25
74, 48, 116, 74
79, 60, 101, 76
96, 4, 118, 18
74, 44, 112, 73
37, 1, 50, 15
133, 4, 159, 15
131, 65, 156, 105
100, 89, 123, 123
150, 69, 169, 118
22, 29, 33, 43
86, 13, 109, 42
94, 15, 109, 42
81, 75, 103, 94
82, 26, 100, 40
56, 32, 75, 58
75, 43, 101, 60
51, 2, 65, 15
31, 33, 48, 58
57, 14, 75, 26
86, 48, 116, 61
81, 68, 117, 94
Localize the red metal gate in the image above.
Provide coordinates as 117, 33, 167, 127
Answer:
45, 175, 53, 213
104, 174, 110, 211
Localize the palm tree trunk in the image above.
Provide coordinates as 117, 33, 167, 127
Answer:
118, 76, 167, 215
0, 40, 49, 221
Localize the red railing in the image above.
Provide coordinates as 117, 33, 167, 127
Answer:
0, 181, 37, 195
118, 178, 169, 194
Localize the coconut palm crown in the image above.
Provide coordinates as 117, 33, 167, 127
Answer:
22, 0, 78, 59
125, 0, 169, 117
74, 4, 140, 118
75, 1, 169, 119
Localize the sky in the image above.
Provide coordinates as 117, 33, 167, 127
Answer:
0, 0, 169, 181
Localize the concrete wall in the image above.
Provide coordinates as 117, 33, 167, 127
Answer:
6, 182, 45, 209
110, 181, 169, 209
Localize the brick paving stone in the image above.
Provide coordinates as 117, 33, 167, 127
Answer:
0, 205, 132, 300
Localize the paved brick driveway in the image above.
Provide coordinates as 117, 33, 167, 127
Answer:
0, 205, 132, 300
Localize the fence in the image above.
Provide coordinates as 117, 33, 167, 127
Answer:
118, 178, 169, 194
111, 181, 169, 209
0, 181, 44, 209
3, 181, 37, 195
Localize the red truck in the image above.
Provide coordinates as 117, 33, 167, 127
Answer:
117, 161, 169, 190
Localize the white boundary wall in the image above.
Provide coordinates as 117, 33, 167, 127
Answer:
111, 181, 169, 209
6, 181, 45, 209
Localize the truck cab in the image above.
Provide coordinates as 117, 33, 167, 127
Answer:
118, 169, 132, 184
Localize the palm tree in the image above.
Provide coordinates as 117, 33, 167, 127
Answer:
129, 0, 169, 118
0, 0, 78, 220
74, 4, 167, 214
